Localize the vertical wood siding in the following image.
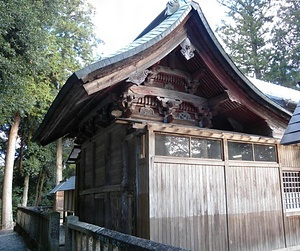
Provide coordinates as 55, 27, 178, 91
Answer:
78, 124, 136, 234
150, 161, 228, 251
278, 144, 300, 168
137, 159, 150, 238
278, 144, 300, 247
226, 166, 285, 251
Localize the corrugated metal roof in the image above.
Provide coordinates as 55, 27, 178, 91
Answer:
59, 176, 75, 191
49, 181, 65, 194
49, 176, 75, 193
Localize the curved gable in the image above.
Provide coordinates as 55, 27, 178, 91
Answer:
34, 1, 291, 146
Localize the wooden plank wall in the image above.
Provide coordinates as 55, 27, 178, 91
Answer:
77, 124, 136, 235
150, 160, 287, 250
278, 144, 300, 247
149, 160, 228, 251
64, 190, 75, 212
137, 159, 150, 238
226, 165, 285, 251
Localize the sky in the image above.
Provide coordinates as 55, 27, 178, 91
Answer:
87, 0, 226, 56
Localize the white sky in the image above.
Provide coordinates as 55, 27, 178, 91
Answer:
87, 0, 226, 56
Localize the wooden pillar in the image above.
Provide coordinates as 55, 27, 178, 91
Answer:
121, 140, 129, 233
105, 133, 112, 229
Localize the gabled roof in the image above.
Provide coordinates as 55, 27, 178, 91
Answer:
34, 1, 291, 146
59, 176, 75, 191
281, 102, 300, 145
49, 181, 65, 194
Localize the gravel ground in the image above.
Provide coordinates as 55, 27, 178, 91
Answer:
0, 230, 31, 251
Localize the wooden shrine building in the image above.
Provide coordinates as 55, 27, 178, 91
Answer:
35, 1, 300, 250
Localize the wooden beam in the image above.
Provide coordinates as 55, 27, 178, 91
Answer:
208, 91, 229, 107
151, 65, 192, 81
129, 85, 207, 107
83, 27, 188, 95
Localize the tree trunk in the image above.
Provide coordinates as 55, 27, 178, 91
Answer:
56, 138, 63, 185
22, 175, 29, 207
21, 123, 31, 208
18, 129, 25, 174
1, 112, 21, 229
34, 168, 46, 207
34, 170, 41, 206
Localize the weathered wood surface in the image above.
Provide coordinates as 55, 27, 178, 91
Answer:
77, 124, 136, 234
278, 144, 300, 248
64, 190, 75, 212
74, 120, 300, 250
149, 146, 300, 250
279, 144, 300, 168
150, 161, 227, 251
137, 159, 150, 238
226, 166, 285, 251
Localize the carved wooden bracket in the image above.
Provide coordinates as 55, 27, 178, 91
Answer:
266, 120, 285, 139
157, 97, 182, 123
186, 68, 206, 94
126, 69, 152, 85
195, 106, 213, 128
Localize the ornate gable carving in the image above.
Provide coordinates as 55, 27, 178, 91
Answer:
115, 65, 218, 127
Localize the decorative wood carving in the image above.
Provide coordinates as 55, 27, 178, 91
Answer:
266, 120, 285, 139
227, 91, 241, 104
139, 106, 155, 117
77, 65, 220, 140
178, 111, 192, 121
186, 68, 206, 94
180, 38, 195, 60
195, 106, 213, 128
115, 84, 217, 127
126, 69, 152, 85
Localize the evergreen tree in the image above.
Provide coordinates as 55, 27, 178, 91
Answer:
0, 0, 101, 229
216, 0, 273, 79
264, 1, 300, 87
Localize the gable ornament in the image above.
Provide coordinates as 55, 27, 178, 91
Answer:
180, 38, 195, 60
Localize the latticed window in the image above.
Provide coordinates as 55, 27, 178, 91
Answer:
283, 171, 300, 211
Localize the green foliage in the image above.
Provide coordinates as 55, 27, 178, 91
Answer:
0, 0, 102, 216
23, 141, 56, 176
216, 0, 300, 87
0, 0, 101, 124
264, 1, 300, 87
216, 0, 273, 79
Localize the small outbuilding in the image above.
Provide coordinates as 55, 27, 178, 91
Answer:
49, 176, 76, 221
35, 1, 300, 250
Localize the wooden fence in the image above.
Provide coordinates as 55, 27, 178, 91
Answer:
65, 215, 190, 251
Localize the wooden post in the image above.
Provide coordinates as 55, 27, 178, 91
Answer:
105, 133, 112, 229
121, 141, 129, 233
